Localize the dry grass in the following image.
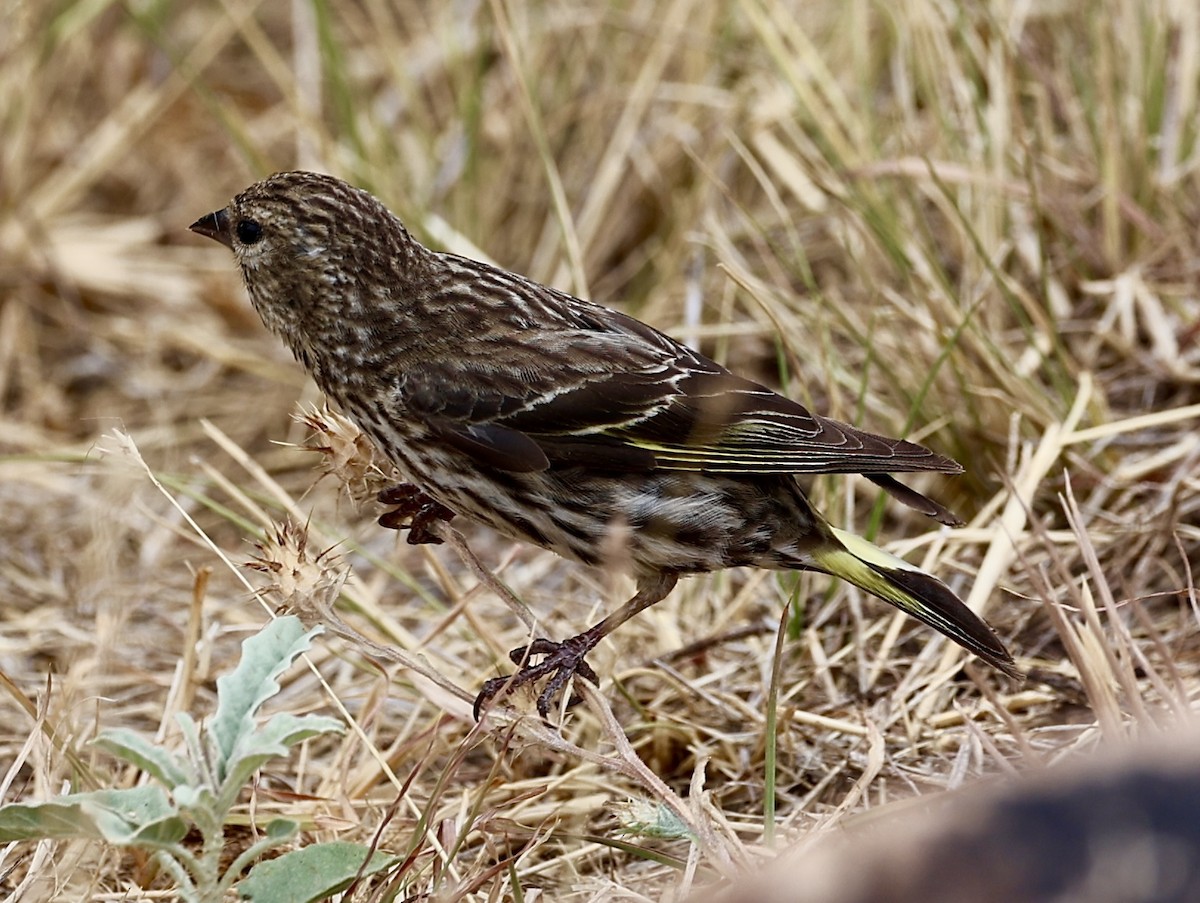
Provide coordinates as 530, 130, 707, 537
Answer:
2, 0, 1199, 899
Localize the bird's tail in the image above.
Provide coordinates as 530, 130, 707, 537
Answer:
811, 528, 1020, 679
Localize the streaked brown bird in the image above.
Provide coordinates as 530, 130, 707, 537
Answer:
191, 171, 1018, 718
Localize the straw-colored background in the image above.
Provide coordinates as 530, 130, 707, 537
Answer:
2, 0, 1199, 898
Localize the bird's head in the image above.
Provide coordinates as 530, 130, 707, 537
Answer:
190, 170, 390, 277
190, 171, 424, 356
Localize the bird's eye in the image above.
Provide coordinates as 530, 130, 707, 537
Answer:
236, 219, 263, 245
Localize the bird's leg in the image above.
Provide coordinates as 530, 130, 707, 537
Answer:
474, 572, 680, 720
377, 484, 456, 545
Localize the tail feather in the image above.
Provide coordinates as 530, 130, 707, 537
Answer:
864, 474, 964, 527
813, 528, 1020, 679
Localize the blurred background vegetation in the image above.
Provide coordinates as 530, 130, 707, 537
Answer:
2, 0, 1198, 898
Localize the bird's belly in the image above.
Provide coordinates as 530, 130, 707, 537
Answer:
361, 419, 822, 576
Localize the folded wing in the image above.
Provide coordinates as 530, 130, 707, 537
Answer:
397, 278, 963, 522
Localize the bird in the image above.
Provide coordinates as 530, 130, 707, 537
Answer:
190, 170, 1018, 719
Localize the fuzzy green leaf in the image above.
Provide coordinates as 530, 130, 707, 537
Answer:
0, 786, 186, 845
209, 617, 322, 782
238, 841, 399, 902
220, 713, 343, 805
94, 728, 193, 788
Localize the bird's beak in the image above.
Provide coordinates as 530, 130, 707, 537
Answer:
189, 208, 233, 249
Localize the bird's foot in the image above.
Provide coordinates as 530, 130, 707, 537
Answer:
474, 636, 601, 721
377, 484, 456, 545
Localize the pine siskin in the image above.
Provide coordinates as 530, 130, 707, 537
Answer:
191, 171, 1018, 718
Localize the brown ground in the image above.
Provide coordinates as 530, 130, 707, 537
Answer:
1, 2, 1198, 899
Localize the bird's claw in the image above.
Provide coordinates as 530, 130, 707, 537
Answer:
473, 636, 600, 721
377, 484, 456, 545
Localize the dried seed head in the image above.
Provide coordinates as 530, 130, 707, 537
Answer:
248, 520, 347, 625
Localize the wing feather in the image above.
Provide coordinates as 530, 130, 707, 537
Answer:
397, 273, 962, 500
500, 363, 960, 476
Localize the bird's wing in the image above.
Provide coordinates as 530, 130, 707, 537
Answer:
396, 300, 960, 477
392, 261, 963, 523
508, 362, 961, 476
